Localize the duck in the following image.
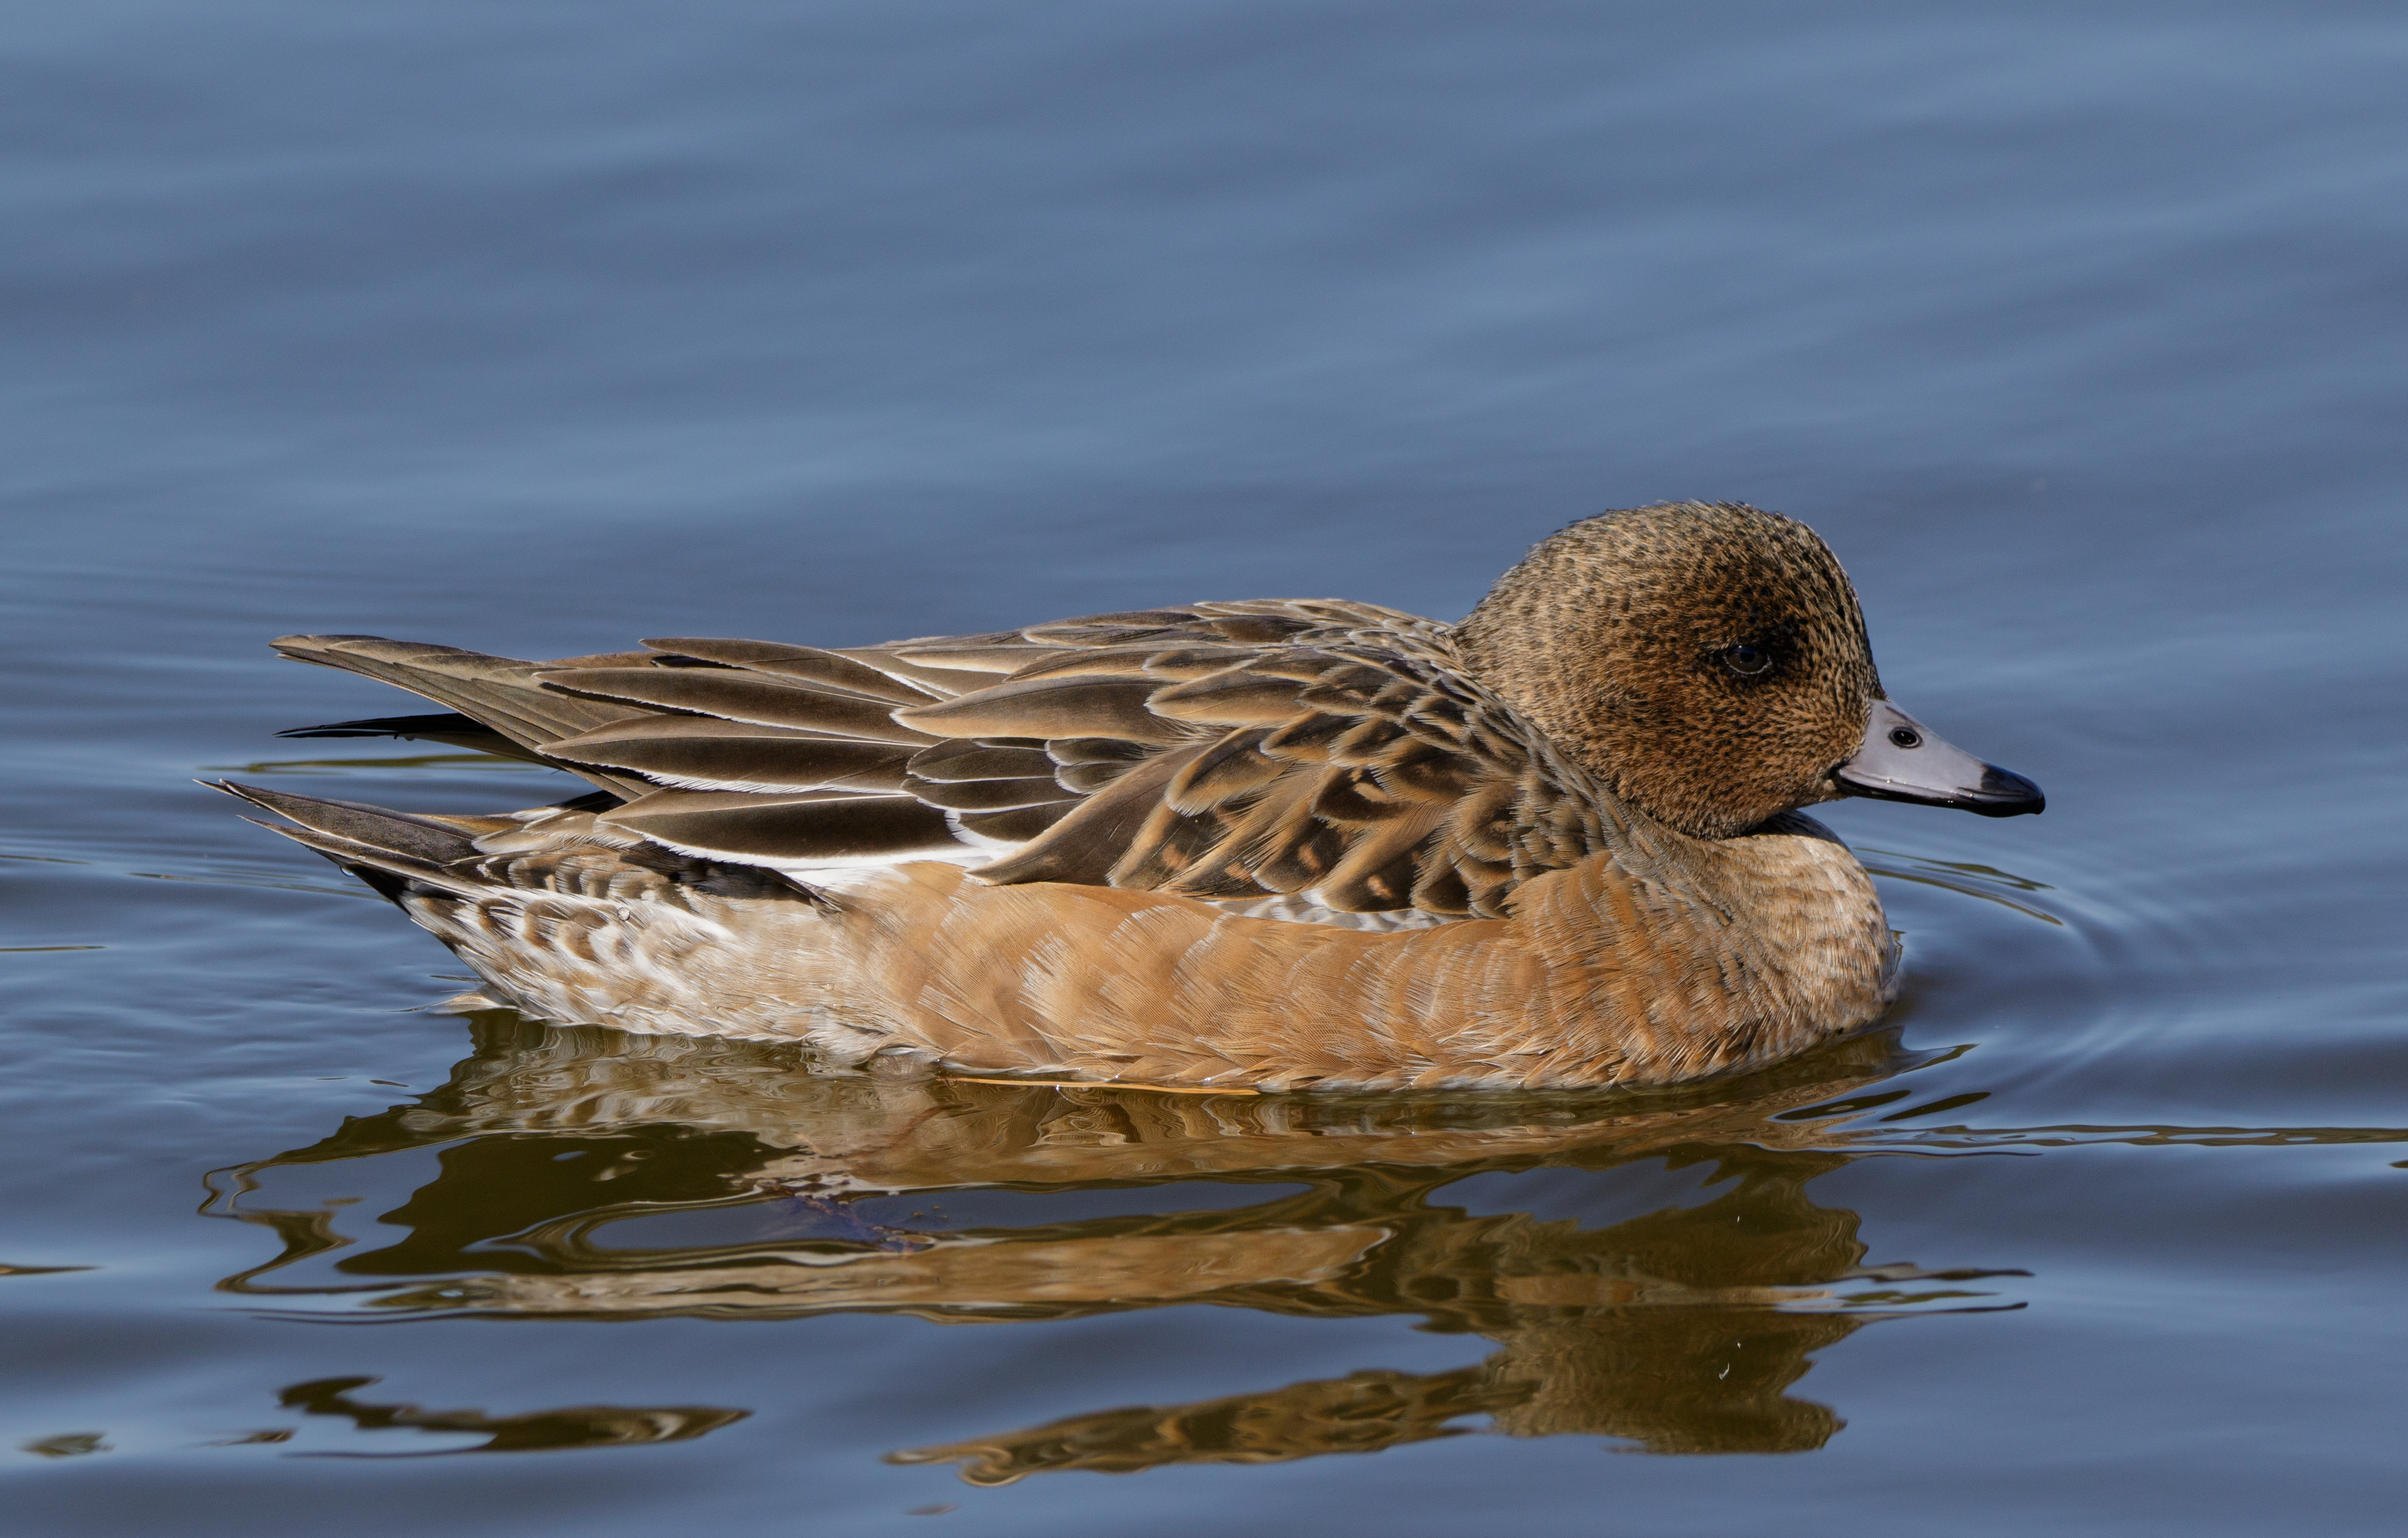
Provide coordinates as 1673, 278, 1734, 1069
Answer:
222, 500, 2042, 1092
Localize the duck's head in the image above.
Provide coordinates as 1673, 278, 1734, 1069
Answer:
1455, 500, 2043, 840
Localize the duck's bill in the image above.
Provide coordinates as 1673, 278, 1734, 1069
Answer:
1835, 700, 2044, 817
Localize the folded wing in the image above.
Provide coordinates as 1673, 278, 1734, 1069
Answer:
271, 599, 1618, 916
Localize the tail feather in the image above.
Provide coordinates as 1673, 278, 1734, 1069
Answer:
270, 635, 653, 794
275, 711, 548, 764
212, 780, 493, 902
216, 780, 480, 863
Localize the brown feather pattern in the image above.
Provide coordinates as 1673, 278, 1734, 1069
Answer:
247, 503, 1956, 1090
278, 598, 1635, 911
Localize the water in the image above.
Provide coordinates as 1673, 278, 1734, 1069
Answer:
3, 2, 2403, 1532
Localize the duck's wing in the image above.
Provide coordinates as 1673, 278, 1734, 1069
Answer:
271, 632, 1002, 866
270, 602, 1620, 915
889, 603, 1621, 918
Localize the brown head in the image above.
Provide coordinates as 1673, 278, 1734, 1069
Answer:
1455, 501, 2042, 839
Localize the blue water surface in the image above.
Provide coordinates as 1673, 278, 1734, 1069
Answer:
3, 3, 2404, 1534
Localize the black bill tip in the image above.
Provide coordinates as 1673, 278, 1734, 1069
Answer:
1963, 764, 2045, 817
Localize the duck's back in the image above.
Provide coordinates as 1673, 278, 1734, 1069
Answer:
266, 599, 1632, 925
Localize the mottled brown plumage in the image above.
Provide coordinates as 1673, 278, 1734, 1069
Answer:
1456, 501, 1877, 839
229, 501, 2040, 1090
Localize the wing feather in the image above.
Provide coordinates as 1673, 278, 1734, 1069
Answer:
598, 789, 959, 865
538, 667, 939, 745
904, 741, 1060, 782
547, 720, 916, 794
893, 675, 1202, 746
639, 637, 938, 704
982, 638, 1618, 917
271, 603, 1617, 912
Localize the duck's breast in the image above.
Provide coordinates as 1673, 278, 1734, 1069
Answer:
816, 839, 1890, 1090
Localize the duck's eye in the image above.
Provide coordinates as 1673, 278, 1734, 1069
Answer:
1720, 642, 1772, 676
1888, 726, 1923, 749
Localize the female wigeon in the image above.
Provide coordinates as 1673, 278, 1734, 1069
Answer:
224, 500, 2040, 1091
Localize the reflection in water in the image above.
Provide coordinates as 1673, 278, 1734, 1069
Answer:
21, 1433, 109, 1459
202, 1017, 2407, 1478
885, 1150, 1914, 1480
277, 1376, 746, 1456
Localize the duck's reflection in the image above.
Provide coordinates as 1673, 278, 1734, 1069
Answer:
201, 1017, 2019, 1474
277, 1375, 746, 1456
889, 1151, 1914, 1478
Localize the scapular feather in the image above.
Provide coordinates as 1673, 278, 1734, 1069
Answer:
895, 675, 1197, 745
906, 741, 1058, 782
640, 637, 938, 704
600, 790, 958, 863
539, 667, 935, 745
